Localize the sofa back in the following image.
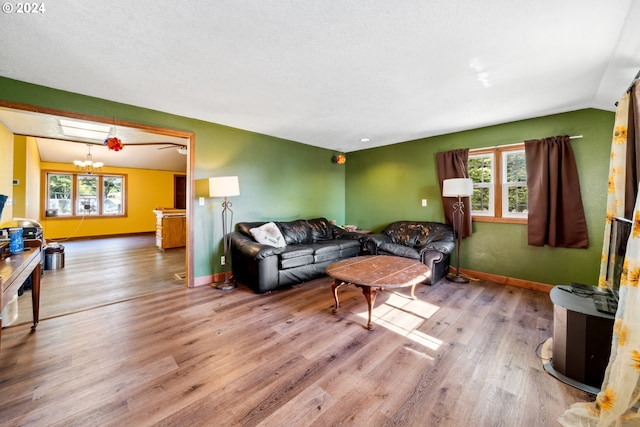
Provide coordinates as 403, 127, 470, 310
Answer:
382, 221, 454, 247
236, 217, 334, 244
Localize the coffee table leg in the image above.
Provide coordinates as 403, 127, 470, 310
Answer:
360, 286, 378, 331
410, 283, 417, 300
332, 280, 346, 314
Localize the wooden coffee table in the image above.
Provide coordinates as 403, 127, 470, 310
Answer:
327, 255, 430, 330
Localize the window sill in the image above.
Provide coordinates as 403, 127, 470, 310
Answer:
42, 215, 127, 220
472, 216, 527, 225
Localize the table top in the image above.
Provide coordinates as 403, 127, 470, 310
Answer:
550, 285, 615, 320
326, 255, 430, 288
1, 242, 42, 308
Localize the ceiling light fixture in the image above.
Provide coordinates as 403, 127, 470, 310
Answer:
104, 135, 124, 151
360, 138, 370, 143
103, 121, 124, 151
73, 144, 104, 174
176, 146, 187, 155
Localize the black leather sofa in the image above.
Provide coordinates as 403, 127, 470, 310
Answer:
364, 221, 455, 284
230, 218, 365, 293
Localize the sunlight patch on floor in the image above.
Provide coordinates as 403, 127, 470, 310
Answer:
355, 291, 443, 351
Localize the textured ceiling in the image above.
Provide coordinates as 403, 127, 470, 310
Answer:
1, 0, 640, 153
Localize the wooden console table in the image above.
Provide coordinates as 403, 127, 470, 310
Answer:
0, 240, 42, 350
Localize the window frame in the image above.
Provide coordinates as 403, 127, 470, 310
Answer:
500, 149, 528, 220
469, 145, 527, 224
468, 151, 495, 217
43, 170, 128, 219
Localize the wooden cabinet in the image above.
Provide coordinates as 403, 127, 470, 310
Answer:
544, 286, 615, 393
154, 209, 186, 249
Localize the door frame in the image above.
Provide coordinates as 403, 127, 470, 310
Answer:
0, 100, 196, 287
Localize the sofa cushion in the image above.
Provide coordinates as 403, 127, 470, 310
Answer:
309, 242, 342, 255
378, 242, 420, 259
250, 222, 287, 248
279, 246, 314, 259
280, 254, 315, 269
336, 240, 361, 251
307, 218, 333, 241
306, 242, 341, 263
340, 245, 360, 258
278, 219, 312, 245
279, 246, 314, 269
384, 223, 430, 247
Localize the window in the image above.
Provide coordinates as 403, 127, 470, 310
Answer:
502, 150, 527, 218
45, 172, 126, 217
77, 175, 98, 215
103, 176, 124, 215
47, 173, 73, 215
468, 146, 527, 223
468, 152, 495, 216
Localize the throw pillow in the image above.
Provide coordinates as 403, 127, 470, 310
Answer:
250, 222, 287, 248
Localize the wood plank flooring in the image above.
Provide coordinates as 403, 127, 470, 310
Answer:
14, 234, 186, 324
1, 240, 591, 426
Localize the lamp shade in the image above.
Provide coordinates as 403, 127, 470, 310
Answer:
209, 176, 240, 198
442, 178, 473, 197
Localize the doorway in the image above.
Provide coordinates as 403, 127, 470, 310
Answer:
174, 174, 187, 209
0, 101, 195, 322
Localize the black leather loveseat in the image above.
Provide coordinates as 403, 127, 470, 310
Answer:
364, 221, 455, 284
230, 218, 365, 293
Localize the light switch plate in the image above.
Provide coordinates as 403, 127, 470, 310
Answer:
199, 197, 205, 206
421, 199, 427, 207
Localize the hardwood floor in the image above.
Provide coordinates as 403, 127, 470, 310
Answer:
14, 234, 186, 325
0, 245, 591, 426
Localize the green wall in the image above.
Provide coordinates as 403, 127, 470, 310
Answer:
346, 109, 614, 286
0, 77, 346, 279
0, 75, 616, 287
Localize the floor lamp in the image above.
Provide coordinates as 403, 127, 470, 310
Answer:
209, 176, 240, 290
442, 178, 474, 284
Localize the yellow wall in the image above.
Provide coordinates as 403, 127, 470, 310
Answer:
2, 135, 40, 223
25, 136, 41, 219
40, 162, 177, 240
12, 135, 26, 218
0, 122, 14, 223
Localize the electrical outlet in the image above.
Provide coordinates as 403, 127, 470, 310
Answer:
221, 256, 226, 265
421, 199, 427, 207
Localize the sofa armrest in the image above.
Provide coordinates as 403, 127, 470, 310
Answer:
416, 240, 455, 256
229, 232, 284, 260
363, 233, 392, 254
330, 224, 367, 242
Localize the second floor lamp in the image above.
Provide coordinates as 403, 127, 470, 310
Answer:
442, 178, 473, 283
209, 176, 240, 290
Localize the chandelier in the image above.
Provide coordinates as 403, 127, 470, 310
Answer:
74, 144, 104, 174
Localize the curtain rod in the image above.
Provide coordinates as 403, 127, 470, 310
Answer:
614, 69, 640, 106
625, 69, 640, 93
494, 135, 583, 149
